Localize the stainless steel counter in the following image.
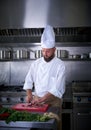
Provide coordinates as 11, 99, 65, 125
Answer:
0, 119, 57, 130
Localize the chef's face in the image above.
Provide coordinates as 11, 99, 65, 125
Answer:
42, 47, 56, 62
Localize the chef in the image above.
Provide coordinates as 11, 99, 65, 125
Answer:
23, 25, 66, 130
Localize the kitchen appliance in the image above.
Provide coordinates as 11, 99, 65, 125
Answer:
13, 49, 30, 59
72, 81, 91, 130
62, 85, 73, 130
57, 50, 69, 59
0, 85, 48, 112
0, 49, 11, 60
0, 85, 26, 107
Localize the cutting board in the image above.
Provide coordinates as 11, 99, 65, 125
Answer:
11, 103, 49, 112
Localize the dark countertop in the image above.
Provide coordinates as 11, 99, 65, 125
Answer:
0, 107, 60, 130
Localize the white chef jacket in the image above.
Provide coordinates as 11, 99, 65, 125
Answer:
23, 56, 65, 98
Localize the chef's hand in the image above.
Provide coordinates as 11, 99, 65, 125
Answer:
26, 89, 33, 103
31, 92, 55, 104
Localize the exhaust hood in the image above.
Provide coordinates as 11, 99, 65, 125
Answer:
0, 0, 91, 28
0, 0, 91, 43
0, 27, 91, 44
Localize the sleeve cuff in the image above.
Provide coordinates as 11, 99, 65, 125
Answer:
23, 82, 33, 90
48, 88, 62, 99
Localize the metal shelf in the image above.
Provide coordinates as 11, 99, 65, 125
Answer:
0, 59, 36, 62
61, 58, 91, 61
0, 58, 91, 62
56, 42, 91, 47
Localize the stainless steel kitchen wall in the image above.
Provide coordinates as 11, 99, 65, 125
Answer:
0, 62, 10, 85
0, 46, 91, 86
10, 61, 32, 86
0, 0, 91, 28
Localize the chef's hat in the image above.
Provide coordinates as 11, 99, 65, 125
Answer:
41, 25, 55, 48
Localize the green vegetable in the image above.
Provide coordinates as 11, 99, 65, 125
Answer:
6, 111, 50, 124
0, 107, 51, 124
0, 107, 15, 114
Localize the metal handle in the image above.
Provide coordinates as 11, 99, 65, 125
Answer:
77, 112, 91, 116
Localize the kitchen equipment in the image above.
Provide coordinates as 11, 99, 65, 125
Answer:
62, 85, 73, 130
72, 81, 91, 130
12, 103, 49, 112
30, 50, 36, 59
81, 53, 89, 59
35, 50, 42, 59
4, 50, 11, 59
0, 49, 11, 60
0, 50, 3, 59
0, 85, 26, 107
89, 52, 91, 58
72, 54, 81, 59
61, 50, 69, 58
13, 49, 29, 59
0, 119, 57, 130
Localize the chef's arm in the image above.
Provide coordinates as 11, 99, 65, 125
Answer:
26, 89, 33, 103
